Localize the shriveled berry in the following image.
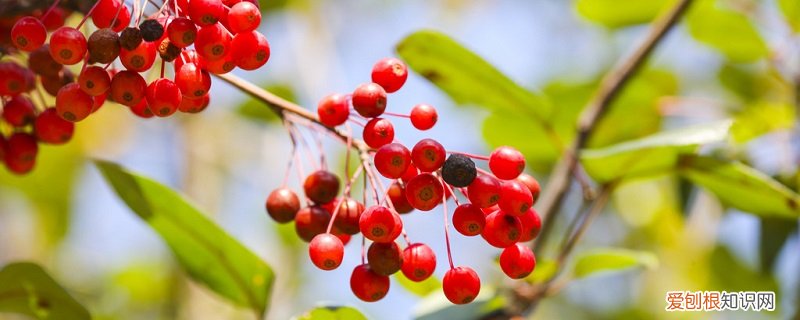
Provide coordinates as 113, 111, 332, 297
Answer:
139, 19, 165, 42
371, 58, 407, 93
317, 93, 349, 127
157, 39, 182, 62
498, 180, 533, 216
309, 233, 344, 271
350, 264, 390, 302
499, 243, 536, 279
410, 103, 437, 130
119, 27, 143, 50
441, 154, 476, 188
401, 243, 436, 282
452, 203, 485, 236
374, 143, 411, 179
367, 241, 403, 276
359, 206, 402, 243
55, 83, 94, 122
482, 210, 522, 248
294, 206, 331, 242
352, 83, 387, 117
265, 187, 301, 223
362, 118, 394, 148
467, 175, 501, 208
411, 139, 446, 172
388, 181, 414, 214
34, 108, 74, 144
303, 170, 340, 204
489, 146, 526, 180
78, 66, 112, 96
404, 173, 443, 211
87, 28, 120, 64
518, 208, 542, 242
443, 267, 480, 304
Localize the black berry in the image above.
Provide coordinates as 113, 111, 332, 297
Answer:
139, 19, 164, 42
442, 154, 476, 188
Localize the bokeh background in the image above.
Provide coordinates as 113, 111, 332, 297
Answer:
1, 0, 799, 319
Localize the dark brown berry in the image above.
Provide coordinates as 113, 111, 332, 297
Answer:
139, 19, 164, 42
158, 39, 181, 62
119, 27, 143, 50
87, 28, 120, 64
441, 154, 477, 188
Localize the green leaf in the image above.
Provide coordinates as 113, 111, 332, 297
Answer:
525, 259, 558, 284
710, 246, 778, 293
95, 161, 274, 316
413, 287, 504, 320
395, 272, 442, 297
573, 248, 658, 279
730, 102, 795, 142
0, 262, 90, 320
236, 84, 296, 124
679, 155, 800, 219
293, 305, 367, 320
759, 218, 797, 272
687, 0, 768, 62
575, 0, 671, 28
779, 0, 800, 32
581, 121, 732, 183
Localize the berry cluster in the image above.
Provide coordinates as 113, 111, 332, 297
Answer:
1, 0, 270, 174
265, 58, 543, 305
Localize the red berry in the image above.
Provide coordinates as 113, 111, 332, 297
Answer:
387, 181, 414, 214
78, 66, 111, 96
518, 208, 542, 242
92, 0, 129, 31
498, 180, 533, 216
189, 0, 224, 26
489, 146, 525, 180
516, 173, 541, 203
367, 241, 403, 276
167, 17, 197, 48
371, 58, 408, 93
411, 138, 446, 172
49, 27, 87, 65
404, 173, 443, 211
119, 41, 157, 72
129, 99, 154, 118
294, 206, 331, 242
265, 187, 301, 223
467, 175, 501, 208
55, 83, 94, 122
400, 162, 419, 183
41, 7, 69, 31
228, 1, 261, 33
204, 52, 236, 74
303, 170, 340, 204
499, 243, 536, 279
362, 118, 394, 148
309, 233, 344, 271
178, 94, 210, 113
359, 205, 402, 243
230, 30, 270, 70
350, 264, 390, 302
4, 133, 38, 174
481, 210, 522, 248
175, 62, 212, 98
195, 23, 230, 61
0, 135, 6, 162
409, 104, 437, 130
34, 108, 74, 144
352, 83, 387, 118
11, 16, 47, 52
400, 243, 436, 282
146, 78, 182, 117
110, 70, 147, 107
374, 143, 411, 179
2, 96, 36, 127
173, 49, 205, 72
443, 266, 480, 304
0, 62, 30, 96
317, 93, 349, 127
452, 203, 485, 237
331, 198, 365, 235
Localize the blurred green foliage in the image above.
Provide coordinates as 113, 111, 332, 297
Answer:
0, 262, 90, 320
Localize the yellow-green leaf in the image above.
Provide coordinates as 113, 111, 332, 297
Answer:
687, 0, 768, 62
293, 306, 367, 320
0, 262, 90, 320
95, 161, 274, 316
575, 0, 671, 28
525, 259, 558, 284
779, 0, 800, 32
730, 102, 795, 142
573, 248, 658, 279
395, 272, 441, 297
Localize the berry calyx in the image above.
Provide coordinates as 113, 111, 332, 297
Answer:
499, 243, 536, 279
309, 233, 344, 271
442, 266, 481, 304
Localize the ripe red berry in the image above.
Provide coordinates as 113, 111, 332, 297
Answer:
452, 203, 485, 237
0, 62, 30, 96
110, 70, 147, 107
303, 170, 340, 204
34, 108, 75, 144
367, 241, 403, 276
443, 267, 480, 304
499, 243, 536, 279
404, 173, 444, 211
350, 264, 390, 302
11, 16, 47, 52
498, 180, 533, 216
467, 175, 501, 208
189, 0, 225, 26
352, 83, 387, 118
175, 62, 212, 98
0, 135, 6, 162
411, 139, 445, 172
174, 49, 205, 72
400, 243, 436, 282
40, 7, 68, 31
331, 198, 365, 234
409, 104, 437, 130
387, 181, 414, 214
362, 118, 394, 148
374, 143, 411, 179
489, 146, 526, 180
518, 208, 542, 242
195, 23, 230, 61
129, 99, 154, 118
294, 206, 331, 242
400, 162, 419, 183
4, 133, 38, 174
49, 27, 87, 65
92, 0, 129, 31
2, 96, 36, 127
481, 210, 522, 248
204, 53, 236, 74
265, 187, 301, 223
309, 233, 344, 271
317, 93, 350, 127
228, 1, 261, 33
229, 30, 270, 70
516, 173, 541, 203
359, 206, 402, 243
119, 41, 157, 72
167, 17, 197, 48
146, 78, 182, 117
78, 66, 112, 96
370, 58, 408, 93
55, 83, 94, 122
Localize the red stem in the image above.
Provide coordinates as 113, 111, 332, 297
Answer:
382, 111, 410, 119
76, 1, 101, 29
447, 151, 489, 161
39, 0, 62, 21
441, 177, 455, 269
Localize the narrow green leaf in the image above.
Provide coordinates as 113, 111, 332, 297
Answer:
687, 0, 768, 62
581, 121, 732, 183
293, 305, 367, 320
0, 262, 90, 320
95, 161, 274, 316
679, 155, 800, 219
575, 0, 671, 28
573, 248, 658, 279
779, 0, 800, 32
395, 272, 442, 297
236, 84, 296, 124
